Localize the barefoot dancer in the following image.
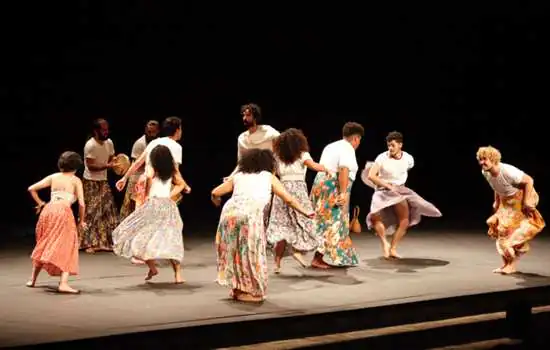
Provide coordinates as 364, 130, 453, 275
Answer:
27, 152, 86, 294
477, 146, 545, 275
112, 145, 190, 283
212, 149, 314, 303
310, 122, 364, 269
364, 131, 442, 259
267, 128, 329, 273
80, 118, 119, 253
120, 120, 160, 221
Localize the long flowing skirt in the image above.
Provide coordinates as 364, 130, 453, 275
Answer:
266, 180, 318, 252
120, 173, 141, 221
487, 189, 545, 259
79, 179, 119, 251
216, 198, 269, 297
310, 172, 358, 267
112, 197, 184, 262
366, 186, 442, 235
31, 201, 79, 276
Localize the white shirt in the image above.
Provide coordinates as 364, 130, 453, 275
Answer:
277, 152, 312, 181
231, 171, 273, 207
374, 151, 414, 186
483, 163, 524, 197
83, 138, 115, 181
319, 139, 358, 181
144, 137, 182, 172
131, 135, 148, 175
237, 125, 280, 160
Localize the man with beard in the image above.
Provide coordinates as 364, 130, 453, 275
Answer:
120, 120, 160, 221
226, 103, 280, 180
80, 118, 120, 253
477, 145, 545, 274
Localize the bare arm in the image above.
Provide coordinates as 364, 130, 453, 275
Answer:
123, 152, 146, 181
171, 169, 191, 198
518, 174, 534, 206
271, 175, 311, 217
75, 178, 86, 223
304, 159, 328, 173
367, 163, 393, 190
28, 175, 53, 206
493, 191, 500, 211
212, 179, 234, 198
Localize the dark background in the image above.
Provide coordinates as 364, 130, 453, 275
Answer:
3, 2, 548, 238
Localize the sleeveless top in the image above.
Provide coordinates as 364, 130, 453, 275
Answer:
149, 177, 172, 198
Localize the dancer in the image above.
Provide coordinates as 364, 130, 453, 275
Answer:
112, 145, 189, 283
477, 146, 545, 274
226, 103, 280, 180
310, 122, 364, 269
364, 131, 442, 259
120, 120, 160, 220
116, 116, 185, 204
80, 118, 119, 253
26, 151, 85, 294
212, 149, 314, 303
267, 128, 329, 273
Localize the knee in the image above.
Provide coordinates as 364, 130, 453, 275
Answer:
398, 217, 409, 228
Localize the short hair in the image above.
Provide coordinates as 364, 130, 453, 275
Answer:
386, 131, 403, 143
238, 149, 276, 174
240, 103, 262, 124
146, 120, 160, 128
476, 146, 501, 164
273, 128, 310, 165
161, 117, 182, 137
58, 151, 83, 172
92, 118, 107, 132
150, 145, 176, 182
342, 122, 364, 138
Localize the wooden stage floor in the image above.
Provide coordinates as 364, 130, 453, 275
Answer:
1, 230, 549, 348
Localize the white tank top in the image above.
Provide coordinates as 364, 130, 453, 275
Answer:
149, 177, 171, 198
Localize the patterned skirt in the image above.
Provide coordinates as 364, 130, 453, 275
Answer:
79, 179, 119, 251
487, 189, 545, 259
112, 197, 184, 262
31, 201, 79, 276
266, 180, 318, 252
366, 186, 442, 235
310, 172, 358, 267
216, 198, 269, 297
120, 173, 142, 221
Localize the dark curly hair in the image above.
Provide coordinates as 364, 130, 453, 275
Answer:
238, 149, 276, 174
58, 151, 83, 172
240, 103, 262, 124
386, 131, 403, 143
273, 128, 310, 165
150, 145, 176, 182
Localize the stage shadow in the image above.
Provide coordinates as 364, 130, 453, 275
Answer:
224, 298, 283, 312
363, 257, 450, 273
116, 282, 202, 296
508, 271, 550, 288
273, 271, 363, 286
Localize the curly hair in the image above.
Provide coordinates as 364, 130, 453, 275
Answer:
238, 149, 276, 174
240, 103, 262, 124
150, 145, 176, 182
273, 128, 310, 165
386, 131, 403, 143
58, 151, 83, 172
476, 146, 501, 164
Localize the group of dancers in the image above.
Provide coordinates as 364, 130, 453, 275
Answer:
25, 103, 545, 302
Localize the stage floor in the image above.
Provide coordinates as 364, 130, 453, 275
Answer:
1, 230, 550, 348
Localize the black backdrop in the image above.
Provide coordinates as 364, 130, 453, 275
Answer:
3, 2, 548, 236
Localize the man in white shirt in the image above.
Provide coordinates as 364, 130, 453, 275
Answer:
80, 118, 120, 253
120, 120, 160, 220
310, 122, 364, 269
477, 145, 545, 274
116, 116, 190, 200
226, 103, 280, 179
365, 131, 441, 259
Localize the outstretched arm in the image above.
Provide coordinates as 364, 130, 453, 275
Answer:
304, 159, 329, 173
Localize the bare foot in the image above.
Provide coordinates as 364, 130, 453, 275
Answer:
382, 241, 391, 259
85, 248, 95, 254
237, 293, 263, 303
131, 257, 145, 265
57, 284, 80, 294
500, 265, 516, 275
145, 268, 158, 281
274, 266, 281, 274
311, 259, 330, 269
493, 267, 504, 273
389, 248, 402, 259
26, 280, 35, 288
174, 271, 185, 284
292, 252, 308, 268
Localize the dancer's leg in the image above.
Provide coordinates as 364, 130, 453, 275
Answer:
389, 201, 410, 258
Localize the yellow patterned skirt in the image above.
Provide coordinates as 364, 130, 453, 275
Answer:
486, 189, 545, 259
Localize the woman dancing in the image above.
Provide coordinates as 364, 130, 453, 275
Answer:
26, 151, 86, 294
267, 128, 329, 273
112, 145, 190, 283
212, 149, 314, 303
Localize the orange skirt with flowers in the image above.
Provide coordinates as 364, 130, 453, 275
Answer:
31, 201, 79, 276
486, 189, 545, 259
